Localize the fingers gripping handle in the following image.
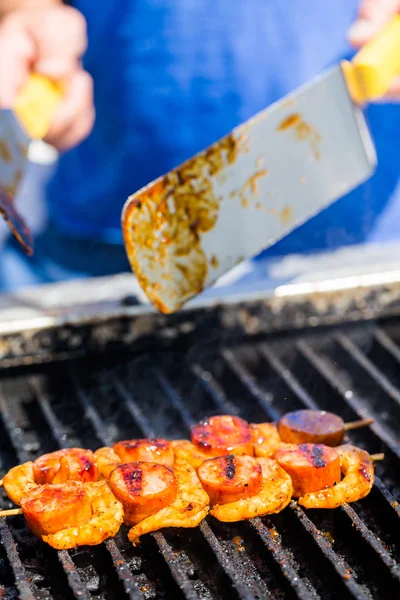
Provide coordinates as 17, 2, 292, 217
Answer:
342, 15, 400, 104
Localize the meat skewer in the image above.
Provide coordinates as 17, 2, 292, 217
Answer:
0, 448, 383, 519
1, 448, 98, 505
274, 443, 341, 497
109, 462, 178, 525
197, 454, 293, 522
126, 461, 210, 545
174, 415, 254, 468
0, 480, 124, 549
277, 410, 374, 446
298, 444, 375, 508
252, 412, 375, 456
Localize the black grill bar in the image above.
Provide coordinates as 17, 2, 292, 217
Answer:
220, 348, 400, 597
0, 384, 91, 600
258, 346, 318, 412
335, 332, 400, 411
288, 503, 367, 600
116, 372, 262, 600
57, 551, 90, 600
0, 519, 34, 600
28, 374, 145, 600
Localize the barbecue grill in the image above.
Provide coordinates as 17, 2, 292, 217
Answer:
0, 242, 399, 599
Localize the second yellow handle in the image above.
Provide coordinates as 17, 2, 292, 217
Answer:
342, 14, 400, 104
14, 73, 63, 139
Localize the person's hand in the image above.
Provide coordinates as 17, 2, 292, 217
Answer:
347, 0, 400, 100
0, 5, 95, 151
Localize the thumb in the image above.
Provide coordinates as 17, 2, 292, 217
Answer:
347, 0, 400, 47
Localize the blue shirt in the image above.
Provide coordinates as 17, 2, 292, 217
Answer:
48, 0, 400, 255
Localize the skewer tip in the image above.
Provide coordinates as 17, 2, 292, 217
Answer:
370, 453, 384, 462
0, 508, 23, 517
344, 417, 374, 431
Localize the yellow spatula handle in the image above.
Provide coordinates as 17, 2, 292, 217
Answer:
342, 14, 400, 104
13, 73, 63, 139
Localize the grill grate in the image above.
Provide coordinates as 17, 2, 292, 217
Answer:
0, 320, 400, 599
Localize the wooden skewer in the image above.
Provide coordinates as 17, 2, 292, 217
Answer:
344, 417, 374, 431
0, 508, 23, 517
371, 453, 384, 462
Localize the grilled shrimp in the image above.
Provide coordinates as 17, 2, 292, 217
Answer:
42, 481, 124, 549
210, 457, 293, 522
251, 422, 284, 458
3, 462, 37, 505
3, 449, 98, 506
33, 448, 98, 484
128, 462, 209, 545
298, 444, 374, 509
172, 440, 214, 469
94, 447, 122, 479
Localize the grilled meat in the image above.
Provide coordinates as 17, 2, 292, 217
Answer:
191, 415, 254, 456
20, 481, 92, 538
40, 481, 124, 549
128, 462, 209, 545
114, 438, 174, 466
278, 410, 345, 446
210, 457, 293, 522
198, 455, 263, 505
109, 462, 178, 525
274, 443, 341, 497
298, 444, 374, 508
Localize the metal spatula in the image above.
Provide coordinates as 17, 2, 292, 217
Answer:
0, 74, 62, 254
123, 16, 400, 314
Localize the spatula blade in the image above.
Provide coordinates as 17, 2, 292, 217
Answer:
122, 65, 376, 313
0, 110, 32, 254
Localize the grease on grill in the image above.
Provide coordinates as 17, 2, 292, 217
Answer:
277, 112, 322, 160
233, 536, 245, 552
123, 132, 246, 313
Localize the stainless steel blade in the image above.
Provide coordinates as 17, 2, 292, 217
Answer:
0, 110, 32, 254
122, 65, 377, 313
